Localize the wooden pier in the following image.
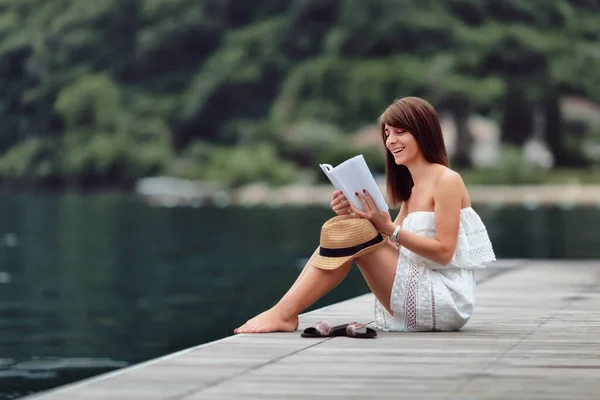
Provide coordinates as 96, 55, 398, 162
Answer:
24, 259, 600, 400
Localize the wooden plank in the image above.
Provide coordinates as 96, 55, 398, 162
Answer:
23, 260, 600, 400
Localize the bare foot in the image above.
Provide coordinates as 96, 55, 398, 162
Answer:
234, 308, 299, 334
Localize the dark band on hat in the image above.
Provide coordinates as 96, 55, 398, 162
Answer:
319, 234, 384, 258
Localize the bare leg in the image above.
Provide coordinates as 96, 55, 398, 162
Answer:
234, 248, 353, 334
288, 248, 319, 291
354, 242, 399, 314
234, 242, 399, 334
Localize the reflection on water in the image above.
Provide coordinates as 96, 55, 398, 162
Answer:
0, 194, 599, 399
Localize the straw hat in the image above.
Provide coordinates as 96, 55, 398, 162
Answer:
312, 215, 389, 270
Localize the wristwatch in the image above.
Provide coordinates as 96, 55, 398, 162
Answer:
390, 225, 401, 244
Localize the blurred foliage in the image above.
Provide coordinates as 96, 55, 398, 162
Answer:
0, 0, 599, 189
204, 143, 298, 188
460, 145, 550, 185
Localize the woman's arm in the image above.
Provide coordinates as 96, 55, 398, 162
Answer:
384, 202, 408, 250
353, 171, 465, 264
392, 172, 464, 265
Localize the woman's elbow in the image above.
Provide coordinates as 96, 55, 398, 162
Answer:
436, 255, 453, 266
436, 245, 456, 266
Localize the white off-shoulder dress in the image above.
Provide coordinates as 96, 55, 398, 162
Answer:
374, 207, 496, 332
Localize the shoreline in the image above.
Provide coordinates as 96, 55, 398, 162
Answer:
219, 183, 600, 208
3, 183, 600, 208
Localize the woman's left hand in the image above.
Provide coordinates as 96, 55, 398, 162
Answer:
351, 190, 395, 236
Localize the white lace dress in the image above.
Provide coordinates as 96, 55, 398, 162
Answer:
374, 207, 496, 332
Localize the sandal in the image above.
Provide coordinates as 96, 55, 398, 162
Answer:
300, 321, 350, 338
345, 322, 377, 338
301, 321, 377, 338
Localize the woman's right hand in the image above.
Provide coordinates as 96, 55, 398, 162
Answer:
330, 190, 352, 215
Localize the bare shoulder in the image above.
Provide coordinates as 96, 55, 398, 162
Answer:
436, 167, 465, 187
433, 166, 467, 199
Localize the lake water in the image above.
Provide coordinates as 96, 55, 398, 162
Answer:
1, 194, 600, 399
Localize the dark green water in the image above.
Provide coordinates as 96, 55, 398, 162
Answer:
1, 194, 599, 399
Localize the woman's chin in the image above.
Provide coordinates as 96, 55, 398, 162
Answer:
394, 153, 414, 166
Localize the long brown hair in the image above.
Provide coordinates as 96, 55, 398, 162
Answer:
379, 97, 449, 207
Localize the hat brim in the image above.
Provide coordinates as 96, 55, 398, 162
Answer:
311, 234, 389, 270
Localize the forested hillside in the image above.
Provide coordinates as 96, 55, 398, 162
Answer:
1, 0, 599, 189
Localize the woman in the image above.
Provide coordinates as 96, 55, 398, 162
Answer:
234, 96, 495, 334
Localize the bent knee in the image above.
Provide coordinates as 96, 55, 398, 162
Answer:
354, 245, 398, 269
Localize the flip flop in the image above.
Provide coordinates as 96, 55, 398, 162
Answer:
301, 321, 350, 338
345, 322, 377, 338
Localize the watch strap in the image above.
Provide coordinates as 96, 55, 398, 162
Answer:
390, 225, 401, 243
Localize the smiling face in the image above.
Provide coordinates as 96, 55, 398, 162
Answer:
379, 97, 450, 205
383, 124, 422, 166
